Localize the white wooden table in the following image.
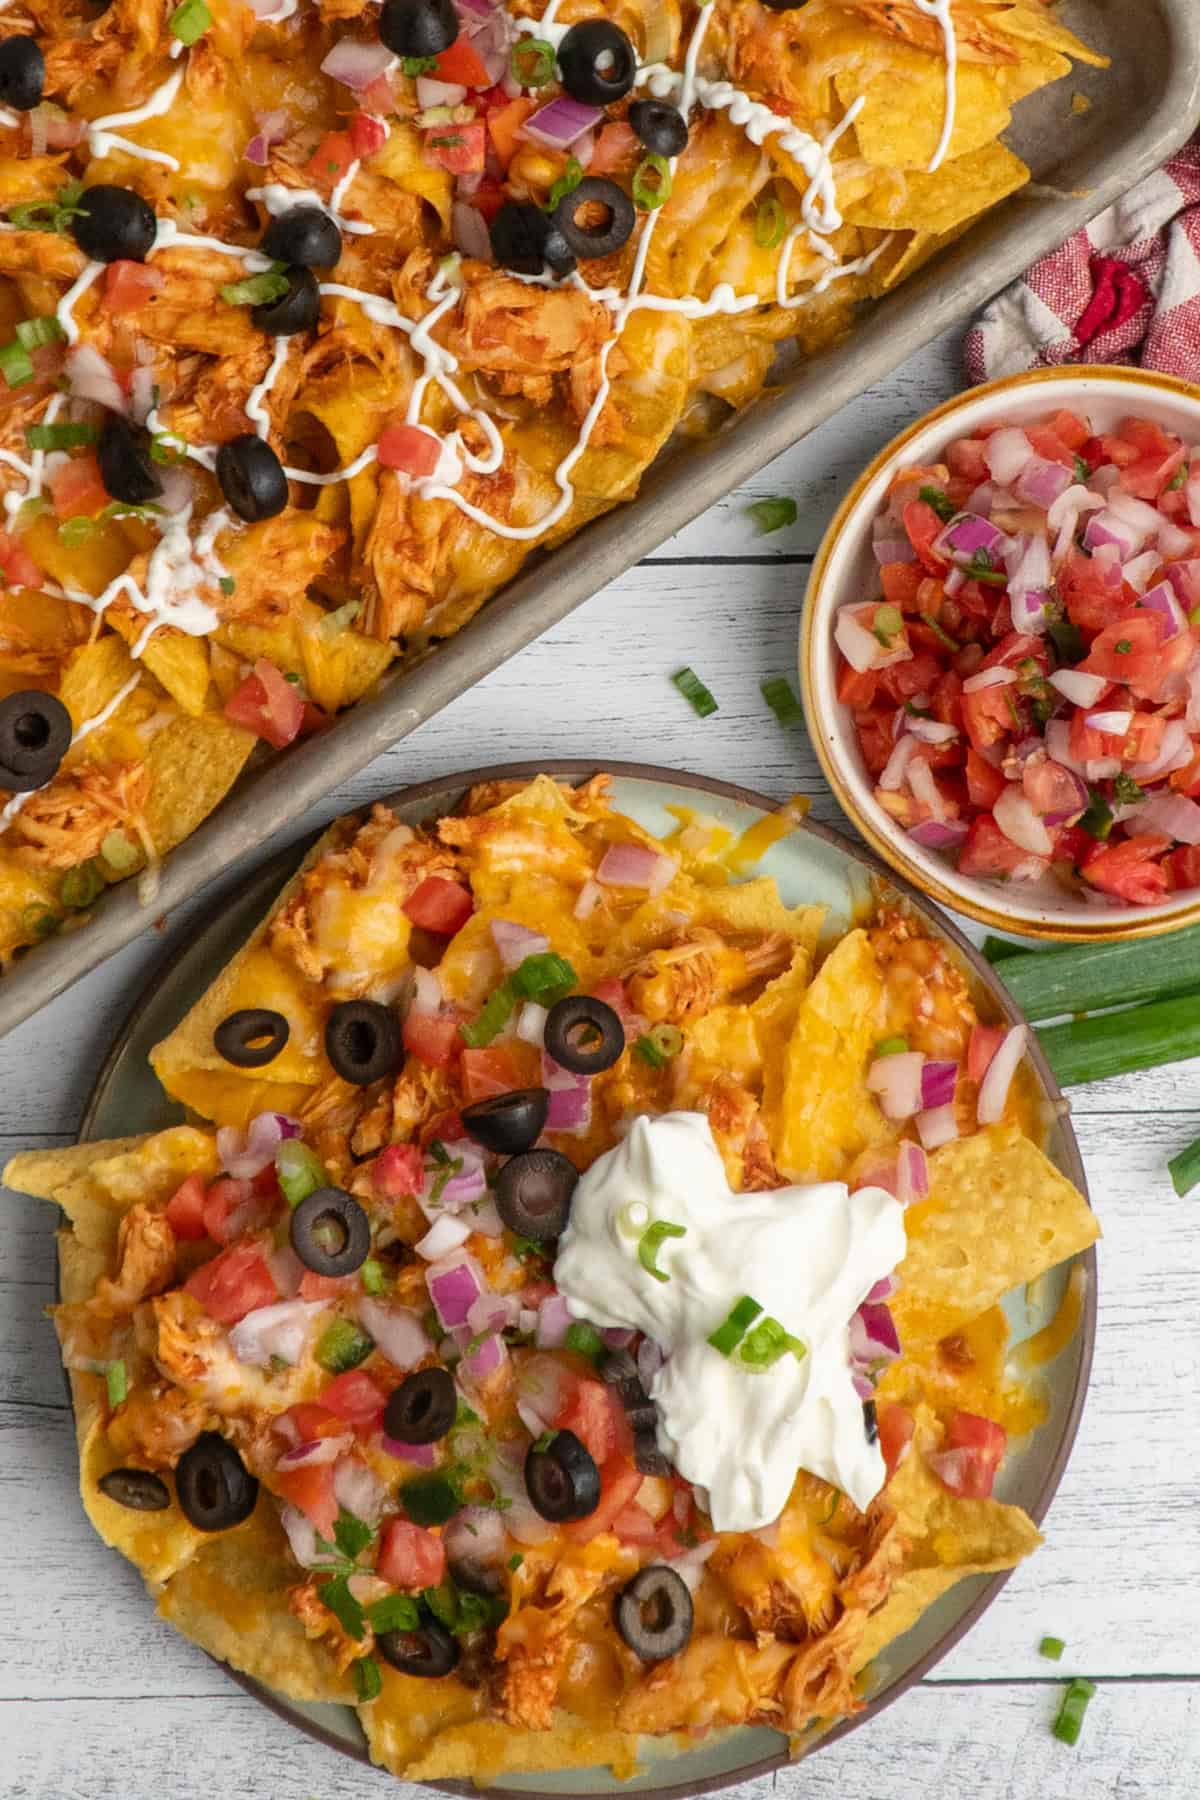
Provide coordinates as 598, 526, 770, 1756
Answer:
3, 326, 1198, 1800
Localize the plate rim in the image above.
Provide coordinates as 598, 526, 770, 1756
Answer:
76, 758, 1097, 1798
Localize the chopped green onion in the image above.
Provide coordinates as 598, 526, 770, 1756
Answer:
546, 155, 583, 212
761, 675, 802, 725
0, 341, 34, 388
874, 1035, 908, 1057
460, 979, 516, 1048
672, 666, 718, 718
150, 430, 188, 466
1072, 454, 1090, 483
872, 603, 904, 644
57, 515, 97, 548
508, 1552, 524, 1571
632, 152, 672, 211
106, 1360, 128, 1406
169, 0, 212, 44
1167, 462, 1189, 491
400, 1471, 462, 1527
922, 614, 961, 651
361, 1257, 385, 1296
315, 1317, 375, 1374
564, 1321, 605, 1360
509, 37, 556, 86
637, 1219, 686, 1283
276, 1139, 326, 1208
352, 1655, 381, 1701
510, 951, 576, 1004
966, 553, 1008, 587
218, 575, 236, 595
918, 484, 956, 524
706, 1293, 763, 1355
316, 598, 361, 641
736, 1314, 806, 1371
13, 495, 46, 532
220, 267, 289, 308
60, 861, 105, 911
1039, 1636, 1066, 1661
1112, 773, 1145, 806
8, 182, 85, 234
402, 54, 439, 76
634, 1023, 682, 1071
100, 830, 140, 873
367, 1593, 420, 1634
24, 421, 97, 451
634, 1033, 667, 1069
1037, 993, 1200, 1087
1189, 604, 1200, 628
15, 315, 64, 351
747, 495, 796, 534
1168, 1132, 1200, 1197
753, 195, 786, 249
1078, 789, 1113, 841
1052, 1677, 1096, 1746
427, 1144, 464, 1204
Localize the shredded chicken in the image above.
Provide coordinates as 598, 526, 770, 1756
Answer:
88, 1204, 177, 1315
625, 926, 792, 1023
12, 761, 150, 868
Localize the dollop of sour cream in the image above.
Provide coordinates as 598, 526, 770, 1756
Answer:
553, 1112, 906, 1531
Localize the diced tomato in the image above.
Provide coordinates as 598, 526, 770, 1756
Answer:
967, 1022, 1005, 1085
47, 451, 108, 520
610, 1501, 660, 1546
958, 814, 1038, 880
945, 437, 990, 483
0, 530, 42, 590
902, 499, 950, 574
1080, 614, 1166, 687
837, 659, 878, 708
1022, 753, 1088, 821
1129, 626, 1197, 703
879, 561, 926, 610
1025, 423, 1076, 468
1082, 833, 1171, 905
276, 1462, 338, 1537
929, 669, 963, 728
103, 259, 164, 315
877, 650, 942, 707
377, 422, 441, 477
404, 876, 474, 934
468, 176, 507, 224
423, 119, 486, 175
877, 1402, 915, 1481
434, 35, 491, 85
589, 975, 640, 1043
1054, 824, 1092, 867
421, 1108, 465, 1149
928, 1411, 1007, 1499
562, 1457, 642, 1543
965, 747, 1005, 810
184, 1242, 278, 1325
1068, 706, 1109, 768
460, 1045, 519, 1102
1121, 449, 1185, 501
283, 1401, 344, 1442
484, 96, 535, 168
299, 701, 331, 738
224, 658, 306, 749
299, 1270, 355, 1301
1120, 416, 1177, 460
350, 112, 388, 158
373, 1141, 424, 1199
588, 119, 638, 175
402, 1008, 462, 1067
1058, 553, 1138, 639
961, 683, 1017, 754
1164, 845, 1200, 891
981, 631, 1047, 673
377, 1518, 446, 1589
1121, 711, 1166, 767
555, 1378, 618, 1466
855, 709, 896, 778
202, 1175, 273, 1244
1170, 750, 1200, 798
320, 1370, 387, 1428
165, 1173, 209, 1241
1095, 431, 1141, 470
360, 70, 396, 114
1048, 409, 1091, 452
307, 131, 355, 181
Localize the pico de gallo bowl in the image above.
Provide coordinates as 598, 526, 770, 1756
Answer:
803, 369, 1200, 940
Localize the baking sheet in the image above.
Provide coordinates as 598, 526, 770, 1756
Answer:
3, 0, 1197, 1036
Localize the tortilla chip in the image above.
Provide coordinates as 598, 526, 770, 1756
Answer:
776, 929, 891, 1181
142, 715, 256, 857
4, 1126, 218, 1248
838, 56, 1015, 171
844, 141, 1029, 237
891, 1124, 1099, 1347
989, 1, 1110, 67
364, 1677, 641, 1783
76, 1404, 210, 1586
105, 613, 213, 717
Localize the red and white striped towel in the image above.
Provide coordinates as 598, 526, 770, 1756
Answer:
965, 133, 1200, 383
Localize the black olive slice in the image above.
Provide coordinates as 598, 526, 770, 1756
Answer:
176, 1432, 258, 1531
290, 1186, 371, 1277
863, 1398, 878, 1444
448, 1554, 503, 1598
488, 200, 576, 278
614, 1564, 693, 1663
494, 1148, 577, 1241
633, 1426, 671, 1478
98, 1467, 171, 1511
70, 184, 157, 263
761, 0, 812, 8
525, 1428, 600, 1522
598, 1349, 644, 1409
377, 1618, 460, 1677
215, 433, 289, 522
0, 36, 44, 111
461, 1087, 549, 1156
552, 178, 635, 263
0, 690, 71, 791
97, 413, 163, 507
251, 265, 320, 335
261, 205, 342, 271
557, 20, 637, 106
213, 1007, 289, 1068
383, 1366, 457, 1444
629, 99, 688, 158
543, 994, 624, 1075
378, 0, 458, 57
325, 998, 404, 1086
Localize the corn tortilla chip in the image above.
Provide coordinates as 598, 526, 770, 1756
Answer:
844, 141, 1029, 237
776, 929, 891, 1181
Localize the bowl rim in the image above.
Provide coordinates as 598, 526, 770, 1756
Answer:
77, 757, 1097, 1798
799, 361, 1200, 944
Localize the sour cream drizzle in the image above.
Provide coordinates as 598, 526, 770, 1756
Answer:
912, 0, 958, 173
87, 67, 185, 171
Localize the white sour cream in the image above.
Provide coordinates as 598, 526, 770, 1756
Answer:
553, 1112, 906, 1530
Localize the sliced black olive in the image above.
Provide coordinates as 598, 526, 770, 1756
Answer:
383, 1366, 457, 1444
0, 36, 44, 111
629, 99, 688, 158
176, 1432, 258, 1531
216, 433, 288, 522
449, 1555, 503, 1598
98, 1467, 171, 1511
251, 265, 320, 335
552, 178, 635, 263
461, 1087, 549, 1156
525, 1427, 599, 1522
70, 184, 157, 263
290, 1186, 371, 1277
325, 998, 403, 1086
597, 1348, 643, 1408
761, 0, 811, 8
489, 200, 576, 278
261, 205, 342, 271
557, 20, 637, 106
213, 1007, 289, 1068
0, 690, 71, 791
863, 1398, 878, 1444
378, 0, 458, 58
97, 413, 163, 507
377, 1618, 460, 1678
494, 1148, 578, 1241
614, 1565, 693, 1663
543, 994, 624, 1075
633, 1426, 671, 1478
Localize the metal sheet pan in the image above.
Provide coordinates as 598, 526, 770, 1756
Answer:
3, 0, 1197, 1036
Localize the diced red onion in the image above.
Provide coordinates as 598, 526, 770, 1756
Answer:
276, 1434, 351, 1470
469, 1194, 504, 1238
463, 1331, 507, 1382
836, 605, 886, 674
1086, 709, 1133, 736
545, 1077, 591, 1134
229, 1298, 326, 1368
427, 1254, 485, 1329
878, 734, 916, 793
443, 1504, 507, 1569
1084, 511, 1136, 558
535, 1291, 572, 1349
916, 1102, 959, 1149
158, 465, 195, 516
265, 1243, 304, 1299
417, 76, 468, 107
1010, 585, 1052, 633
962, 664, 1016, 694
668, 1539, 718, 1593
1167, 560, 1200, 608
984, 427, 1033, 486
935, 512, 1004, 562
1122, 549, 1162, 595
410, 966, 444, 1015
908, 757, 945, 823
1027, 760, 1088, 828
415, 1212, 472, 1260
320, 38, 397, 91
356, 1298, 430, 1368
1004, 530, 1051, 598
920, 1060, 958, 1110
468, 1292, 517, 1336
1188, 662, 1200, 733
1158, 519, 1194, 561
491, 918, 548, 970
1014, 454, 1073, 509
866, 1050, 924, 1121
1131, 718, 1193, 782
574, 877, 603, 920
873, 535, 916, 565
867, 1274, 899, 1302
977, 1023, 1025, 1124
851, 1370, 875, 1401
515, 1001, 547, 1047
1134, 792, 1200, 844
451, 199, 493, 262
850, 1300, 901, 1361
1049, 669, 1107, 707
217, 1110, 301, 1179
484, 1438, 554, 1545
68, 344, 127, 414
245, 108, 289, 165
994, 784, 1054, 857
596, 843, 677, 891
898, 1140, 929, 1204
903, 716, 958, 745
1108, 490, 1165, 543
382, 1435, 437, 1466
523, 96, 603, 148
128, 363, 157, 426
428, 1149, 488, 1212
601, 1326, 635, 1349
280, 1504, 320, 1568
1140, 581, 1187, 640
944, 566, 966, 597
908, 817, 969, 851
334, 1456, 387, 1524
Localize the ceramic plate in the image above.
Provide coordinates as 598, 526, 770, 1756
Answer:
78, 763, 1096, 1797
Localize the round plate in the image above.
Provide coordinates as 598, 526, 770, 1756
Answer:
79, 762, 1096, 1798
